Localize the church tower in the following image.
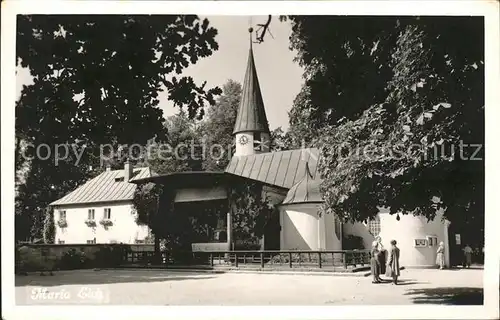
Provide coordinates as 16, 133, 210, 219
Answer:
233, 28, 271, 156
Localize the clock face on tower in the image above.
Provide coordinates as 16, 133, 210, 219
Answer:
238, 135, 249, 145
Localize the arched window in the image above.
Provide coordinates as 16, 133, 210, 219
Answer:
253, 132, 262, 151
367, 215, 381, 237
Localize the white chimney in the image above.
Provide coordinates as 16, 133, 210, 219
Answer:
124, 160, 133, 182
106, 165, 111, 172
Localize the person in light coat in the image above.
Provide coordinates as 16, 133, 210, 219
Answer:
385, 239, 401, 285
463, 244, 473, 268
436, 241, 445, 269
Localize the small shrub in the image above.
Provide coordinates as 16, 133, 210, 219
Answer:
93, 245, 126, 267
233, 241, 261, 251
56, 248, 89, 270
343, 235, 365, 250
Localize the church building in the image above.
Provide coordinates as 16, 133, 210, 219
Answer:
134, 30, 452, 269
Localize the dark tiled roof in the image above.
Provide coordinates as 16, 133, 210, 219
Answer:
233, 43, 270, 134
282, 162, 323, 205
225, 148, 320, 189
50, 167, 153, 206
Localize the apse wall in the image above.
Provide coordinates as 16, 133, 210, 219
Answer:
279, 203, 341, 251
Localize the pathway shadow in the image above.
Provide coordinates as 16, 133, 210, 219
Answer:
404, 287, 483, 305
377, 279, 425, 286
395, 280, 423, 286
15, 271, 215, 287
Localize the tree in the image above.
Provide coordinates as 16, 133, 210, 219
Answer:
315, 18, 484, 230
229, 181, 276, 245
133, 111, 207, 257
42, 206, 55, 244
270, 127, 293, 152
285, 86, 317, 148
200, 79, 241, 171
253, 16, 484, 234
284, 16, 399, 131
16, 15, 222, 240
132, 182, 165, 259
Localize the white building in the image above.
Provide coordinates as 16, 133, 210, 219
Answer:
50, 162, 152, 244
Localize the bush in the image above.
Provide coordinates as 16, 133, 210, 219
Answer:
233, 241, 261, 251
92, 246, 120, 267
56, 248, 89, 270
269, 251, 331, 264
343, 235, 365, 250
16, 245, 56, 273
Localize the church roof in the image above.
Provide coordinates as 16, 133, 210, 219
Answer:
50, 167, 153, 206
282, 162, 323, 205
233, 40, 270, 134
225, 148, 320, 189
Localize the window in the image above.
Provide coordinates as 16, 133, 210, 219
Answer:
253, 132, 262, 151
59, 210, 67, 220
87, 238, 96, 244
88, 209, 95, 220
103, 208, 111, 219
58, 239, 65, 244
427, 236, 438, 247
367, 216, 381, 237
414, 239, 427, 247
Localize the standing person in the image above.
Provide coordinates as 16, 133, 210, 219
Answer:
375, 236, 386, 275
370, 241, 382, 283
385, 240, 401, 285
463, 244, 473, 268
436, 241, 445, 269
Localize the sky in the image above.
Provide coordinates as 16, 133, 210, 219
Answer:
15, 15, 305, 131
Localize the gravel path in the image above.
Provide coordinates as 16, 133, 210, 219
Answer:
15, 268, 483, 305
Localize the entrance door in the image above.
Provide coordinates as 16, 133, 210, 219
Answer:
448, 222, 463, 267
263, 211, 280, 250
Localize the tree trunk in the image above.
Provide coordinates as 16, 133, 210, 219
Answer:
154, 235, 161, 264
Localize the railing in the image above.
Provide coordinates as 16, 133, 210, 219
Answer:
122, 250, 371, 269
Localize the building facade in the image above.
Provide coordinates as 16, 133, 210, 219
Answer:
50, 163, 152, 244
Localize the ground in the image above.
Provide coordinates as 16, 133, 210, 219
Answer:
15, 268, 483, 305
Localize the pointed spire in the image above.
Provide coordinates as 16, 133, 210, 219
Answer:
233, 28, 270, 135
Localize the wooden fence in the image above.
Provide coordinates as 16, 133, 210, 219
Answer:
123, 249, 371, 269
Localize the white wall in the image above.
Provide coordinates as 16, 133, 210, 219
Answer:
279, 203, 341, 251
174, 186, 227, 203
234, 132, 271, 156
378, 209, 449, 268
53, 202, 149, 244
235, 132, 255, 156
343, 208, 449, 268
